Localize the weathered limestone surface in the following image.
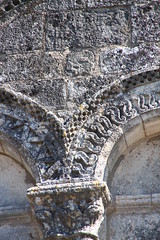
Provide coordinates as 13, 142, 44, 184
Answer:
100, 44, 160, 76
110, 213, 160, 240
28, 181, 111, 240
131, 1, 160, 43
0, 13, 43, 54
45, 8, 130, 51
0, 0, 160, 239
110, 138, 160, 196
1, 52, 62, 82
0, 0, 159, 111
0, 154, 40, 240
65, 50, 95, 77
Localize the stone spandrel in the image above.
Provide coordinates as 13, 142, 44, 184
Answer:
45, 8, 130, 51
0, 13, 43, 54
131, 1, 160, 43
10, 78, 67, 110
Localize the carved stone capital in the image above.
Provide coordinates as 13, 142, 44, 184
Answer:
27, 180, 111, 240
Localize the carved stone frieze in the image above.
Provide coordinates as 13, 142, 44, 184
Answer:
100, 44, 160, 76
27, 180, 111, 240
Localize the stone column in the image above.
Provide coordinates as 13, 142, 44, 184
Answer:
27, 180, 111, 240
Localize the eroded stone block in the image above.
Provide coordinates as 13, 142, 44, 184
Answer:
47, 0, 73, 10
1, 52, 61, 82
11, 79, 67, 110
100, 44, 160, 75
0, 13, 43, 53
45, 8, 130, 50
110, 213, 160, 240
131, 2, 160, 43
87, 0, 128, 8
35, 0, 75, 11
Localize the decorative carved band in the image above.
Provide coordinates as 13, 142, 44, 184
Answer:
0, 87, 66, 181
68, 93, 160, 178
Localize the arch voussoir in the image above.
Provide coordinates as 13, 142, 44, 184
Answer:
0, 87, 66, 182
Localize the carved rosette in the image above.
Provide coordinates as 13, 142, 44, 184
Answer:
27, 181, 111, 240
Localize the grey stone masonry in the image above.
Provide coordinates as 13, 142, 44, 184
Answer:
0, 0, 160, 239
45, 8, 130, 51
131, 1, 160, 43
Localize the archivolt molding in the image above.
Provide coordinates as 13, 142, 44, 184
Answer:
0, 86, 66, 182
2, 70, 158, 182
66, 69, 160, 180
121, 68, 160, 91
64, 69, 160, 149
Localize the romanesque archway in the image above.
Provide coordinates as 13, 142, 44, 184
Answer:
0, 0, 159, 239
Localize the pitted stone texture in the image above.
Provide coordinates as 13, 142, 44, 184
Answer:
67, 75, 111, 107
0, 154, 33, 206
110, 138, 160, 196
87, 0, 157, 8
0, 224, 39, 240
45, 8, 130, 50
100, 44, 160, 76
109, 213, 160, 240
131, 2, 160, 43
0, 13, 43, 54
65, 50, 95, 77
0, 52, 62, 83
35, 0, 84, 11
87, 0, 127, 7
10, 78, 67, 110
0, 0, 156, 16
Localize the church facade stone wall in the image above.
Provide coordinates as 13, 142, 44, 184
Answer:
0, 0, 159, 239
